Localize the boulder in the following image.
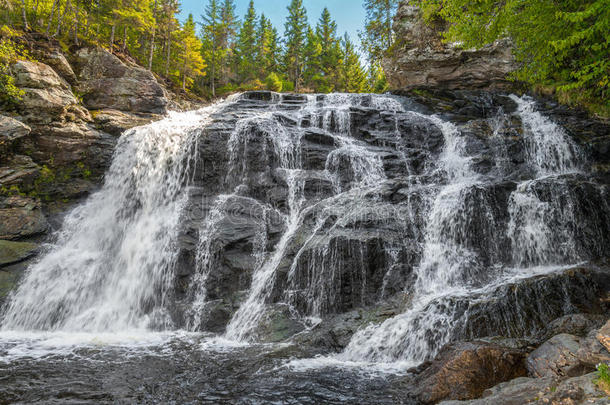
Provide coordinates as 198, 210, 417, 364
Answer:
0, 240, 38, 267
406, 341, 527, 404
383, 2, 517, 91
43, 51, 77, 84
598, 320, 610, 352
0, 115, 31, 155
74, 47, 168, 114
541, 313, 608, 341
0, 154, 40, 189
439, 372, 608, 405
11, 60, 89, 124
92, 109, 161, 136
11, 60, 70, 90
526, 334, 588, 378
0, 195, 48, 239
576, 330, 610, 368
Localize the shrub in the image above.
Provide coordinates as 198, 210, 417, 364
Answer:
265, 72, 283, 92
282, 80, 295, 92
596, 363, 610, 394
0, 26, 30, 109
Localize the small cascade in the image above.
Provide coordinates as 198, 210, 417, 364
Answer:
339, 95, 601, 366
510, 95, 584, 175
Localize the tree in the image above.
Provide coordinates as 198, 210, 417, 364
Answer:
416, 0, 610, 115
316, 7, 342, 92
340, 33, 368, 93
201, 0, 223, 96
368, 61, 388, 93
235, 0, 256, 82
360, 0, 398, 65
177, 13, 205, 90
218, 0, 238, 83
302, 26, 321, 90
284, 0, 307, 91
20, 0, 27, 29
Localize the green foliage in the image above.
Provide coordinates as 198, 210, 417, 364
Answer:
0, 25, 27, 108
265, 72, 282, 92
360, 0, 399, 65
369, 62, 389, 93
596, 363, 610, 393
341, 33, 369, 93
416, 0, 610, 117
284, 0, 308, 91
0, 0, 383, 98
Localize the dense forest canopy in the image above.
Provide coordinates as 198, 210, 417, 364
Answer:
0, 0, 394, 98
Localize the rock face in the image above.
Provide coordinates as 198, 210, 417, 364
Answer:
405, 341, 527, 404
0, 115, 31, 154
384, 2, 517, 90
11, 60, 89, 124
598, 320, 610, 352
74, 47, 168, 114
439, 372, 608, 405
0, 196, 48, 240
527, 334, 588, 378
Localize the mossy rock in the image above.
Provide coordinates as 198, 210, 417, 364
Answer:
0, 270, 18, 301
0, 239, 38, 266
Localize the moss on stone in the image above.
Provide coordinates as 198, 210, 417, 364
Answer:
0, 239, 37, 266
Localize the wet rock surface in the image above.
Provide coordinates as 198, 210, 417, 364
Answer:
1, 87, 609, 404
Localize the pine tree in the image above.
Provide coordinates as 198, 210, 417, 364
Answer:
201, 0, 223, 96
178, 13, 205, 90
340, 33, 368, 93
316, 7, 342, 92
235, 0, 256, 82
254, 14, 271, 78
302, 26, 322, 90
360, 0, 398, 65
266, 26, 281, 74
284, 0, 307, 91
218, 0, 238, 83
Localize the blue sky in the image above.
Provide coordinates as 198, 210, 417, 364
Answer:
178, 0, 366, 47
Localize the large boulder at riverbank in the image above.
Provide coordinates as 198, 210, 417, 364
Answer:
404, 341, 527, 404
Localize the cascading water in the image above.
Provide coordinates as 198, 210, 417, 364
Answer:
1, 91, 607, 392
1, 105, 226, 332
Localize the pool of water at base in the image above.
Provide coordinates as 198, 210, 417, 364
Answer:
0, 331, 416, 405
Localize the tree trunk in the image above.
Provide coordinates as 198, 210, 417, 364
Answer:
85, 11, 91, 38
165, 32, 172, 76
211, 59, 216, 97
33, 0, 41, 27
55, 0, 70, 37
46, 0, 59, 35
21, 0, 28, 30
73, 1, 79, 45
110, 23, 116, 53
182, 42, 187, 90
147, 0, 157, 71
122, 26, 128, 52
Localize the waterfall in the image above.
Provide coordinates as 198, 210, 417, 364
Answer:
0, 102, 229, 332
339, 95, 599, 366
1, 91, 605, 372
